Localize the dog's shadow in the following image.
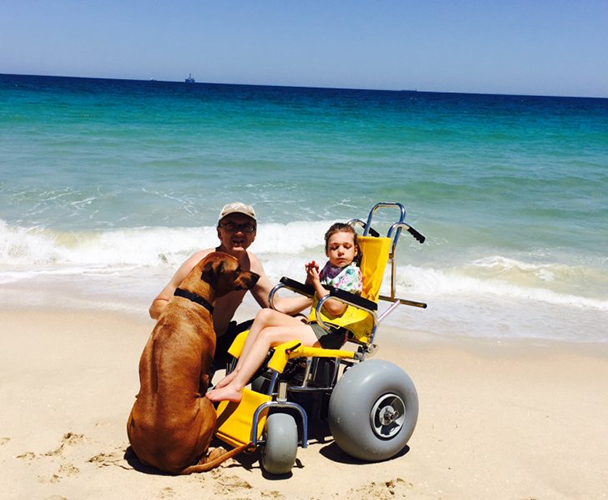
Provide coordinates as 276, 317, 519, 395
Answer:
124, 438, 280, 477
124, 447, 173, 476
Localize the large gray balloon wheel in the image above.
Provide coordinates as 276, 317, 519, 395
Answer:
261, 413, 298, 475
328, 359, 418, 461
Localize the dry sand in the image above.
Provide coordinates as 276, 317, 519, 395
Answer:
2, 307, 607, 499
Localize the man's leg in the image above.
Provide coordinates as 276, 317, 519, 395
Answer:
211, 319, 254, 377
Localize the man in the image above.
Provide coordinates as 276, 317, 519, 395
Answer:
149, 202, 307, 372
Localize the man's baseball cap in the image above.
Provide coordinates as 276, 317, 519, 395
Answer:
218, 202, 257, 223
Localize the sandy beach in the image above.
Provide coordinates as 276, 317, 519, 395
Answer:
1, 307, 607, 499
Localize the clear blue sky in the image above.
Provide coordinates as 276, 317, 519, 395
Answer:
2, 0, 607, 97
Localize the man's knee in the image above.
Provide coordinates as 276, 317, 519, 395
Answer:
212, 325, 237, 371
211, 319, 254, 372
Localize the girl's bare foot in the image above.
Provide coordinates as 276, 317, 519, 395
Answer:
205, 385, 243, 403
214, 370, 237, 389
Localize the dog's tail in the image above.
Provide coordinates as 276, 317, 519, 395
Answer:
180, 443, 255, 474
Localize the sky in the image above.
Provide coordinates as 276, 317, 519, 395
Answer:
1, 0, 607, 97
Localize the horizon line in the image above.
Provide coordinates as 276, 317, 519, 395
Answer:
1, 72, 606, 101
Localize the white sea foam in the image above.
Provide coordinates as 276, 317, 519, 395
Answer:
397, 264, 608, 311
0, 221, 211, 269
2, 219, 607, 307
2, 219, 608, 341
0, 219, 333, 269
0, 221, 58, 267
383, 260, 608, 342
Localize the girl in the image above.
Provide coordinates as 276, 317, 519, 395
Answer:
206, 222, 363, 403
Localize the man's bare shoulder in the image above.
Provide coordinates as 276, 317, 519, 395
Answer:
184, 248, 215, 266
246, 250, 266, 274
170, 248, 216, 285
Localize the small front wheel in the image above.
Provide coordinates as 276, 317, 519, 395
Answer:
328, 359, 418, 461
261, 413, 298, 475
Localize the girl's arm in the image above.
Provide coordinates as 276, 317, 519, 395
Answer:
306, 264, 348, 316
250, 255, 312, 315
272, 295, 313, 315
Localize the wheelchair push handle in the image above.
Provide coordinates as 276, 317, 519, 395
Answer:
406, 225, 425, 244
363, 202, 407, 237
357, 202, 425, 245
388, 222, 425, 245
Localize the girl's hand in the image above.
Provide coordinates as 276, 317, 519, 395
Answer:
305, 260, 319, 272
305, 260, 320, 285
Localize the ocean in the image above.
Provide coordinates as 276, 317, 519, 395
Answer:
1, 73, 607, 342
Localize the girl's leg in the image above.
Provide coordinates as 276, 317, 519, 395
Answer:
206, 323, 318, 403
214, 309, 309, 388
213, 310, 268, 388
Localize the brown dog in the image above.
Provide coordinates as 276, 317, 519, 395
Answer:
127, 251, 259, 474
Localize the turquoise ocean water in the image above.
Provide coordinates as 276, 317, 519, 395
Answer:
1, 74, 607, 341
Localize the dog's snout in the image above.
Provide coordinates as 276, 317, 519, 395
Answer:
237, 271, 259, 290
246, 271, 260, 287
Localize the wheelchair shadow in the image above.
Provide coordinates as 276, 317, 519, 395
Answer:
319, 442, 411, 465
216, 438, 305, 480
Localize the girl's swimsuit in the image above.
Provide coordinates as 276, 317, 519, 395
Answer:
319, 262, 363, 294
309, 261, 363, 348
310, 322, 348, 349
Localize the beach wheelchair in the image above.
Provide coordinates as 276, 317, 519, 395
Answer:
214, 202, 427, 474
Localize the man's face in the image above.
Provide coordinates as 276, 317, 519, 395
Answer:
217, 214, 257, 255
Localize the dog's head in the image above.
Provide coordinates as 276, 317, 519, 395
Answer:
200, 252, 260, 299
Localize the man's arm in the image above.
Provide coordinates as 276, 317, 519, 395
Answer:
149, 250, 211, 320
248, 254, 312, 315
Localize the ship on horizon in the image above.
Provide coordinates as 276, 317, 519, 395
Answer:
185, 73, 195, 84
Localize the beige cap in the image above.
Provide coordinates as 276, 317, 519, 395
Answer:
218, 202, 257, 223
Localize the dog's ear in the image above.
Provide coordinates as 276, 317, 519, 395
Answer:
201, 259, 225, 284
201, 262, 215, 284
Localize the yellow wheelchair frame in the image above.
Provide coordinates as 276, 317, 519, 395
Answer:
214, 202, 426, 474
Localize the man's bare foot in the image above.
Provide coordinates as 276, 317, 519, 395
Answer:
206, 385, 243, 403
214, 370, 237, 389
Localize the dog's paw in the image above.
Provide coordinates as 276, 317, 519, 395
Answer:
206, 446, 228, 463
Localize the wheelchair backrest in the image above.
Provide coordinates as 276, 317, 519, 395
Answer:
308, 236, 392, 344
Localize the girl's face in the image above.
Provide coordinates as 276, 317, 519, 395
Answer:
326, 231, 358, 268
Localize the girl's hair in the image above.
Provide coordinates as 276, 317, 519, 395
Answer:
324, 222, 362, 266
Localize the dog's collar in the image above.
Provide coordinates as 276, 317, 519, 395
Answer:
174, 288, 214, 314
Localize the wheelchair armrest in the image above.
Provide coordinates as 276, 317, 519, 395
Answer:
329, 288, 378, 312
279, 277, 377, 312
279, 277, 315, 298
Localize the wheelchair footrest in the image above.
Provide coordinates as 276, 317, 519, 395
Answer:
215, 389, 272, 448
